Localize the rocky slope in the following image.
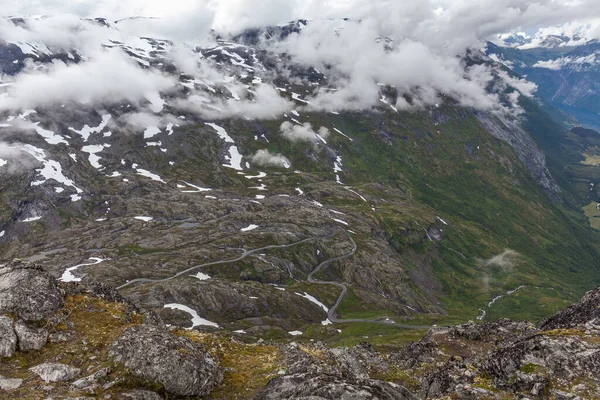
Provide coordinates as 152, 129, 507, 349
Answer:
2, 261, 600, 399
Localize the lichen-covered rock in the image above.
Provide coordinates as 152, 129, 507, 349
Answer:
71, 367, 111, 389
539, 287, 600, 330
0, 315, 16, 358
391, 334, 442, 369
117, 390, 163, 400
30, 363, 81, 382
0, 376, 22, 390
109, 324, 221, 397
482, 334, 600, 391
14, 319, 48, 351
254, 372, 417, 400
449, 319, 538, 344
0, 262, 63, 321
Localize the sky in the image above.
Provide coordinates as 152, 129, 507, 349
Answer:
1, 0, 599, 40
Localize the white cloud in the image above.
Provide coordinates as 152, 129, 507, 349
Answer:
280, 121, 329, 143
533, 54, 600, 70
0, 48, 175, 112
1, 1, 599, 118
250, 149, 290, 168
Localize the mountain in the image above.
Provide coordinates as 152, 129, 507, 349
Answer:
0, 16, 599, 348
486, 40, 600, 131
2, 261, 600, 399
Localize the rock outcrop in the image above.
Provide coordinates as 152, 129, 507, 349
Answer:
254, 372, 417, 400
109, 324, 222, 397
539, 286, 600, 330
14, 319, 49, 351
0, 316, 16, 358
0, 262, 63, 321
29, 363, 81, 383
0, 262, 223, 399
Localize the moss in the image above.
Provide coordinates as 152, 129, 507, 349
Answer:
0, 295, 159, 399
519, 363, 541, 374
177, 330, 283, 400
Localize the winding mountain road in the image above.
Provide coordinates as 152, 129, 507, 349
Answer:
116, 231, 336, 290
307, 228, 431, 330
117, 227, 431, 330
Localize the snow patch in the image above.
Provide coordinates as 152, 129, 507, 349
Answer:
192, 272, 211, 280
163, 304, 219, 328
60, 257, 106, 283
69, 114, 111, 141
241, 224, 259, 232
134, 216, 153, 222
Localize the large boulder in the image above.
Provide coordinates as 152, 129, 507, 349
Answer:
14, 319, 48, 351
0, 316, 16, 358
30, 363, 81, 382
0, 262, 63, 321
254, 373, 417, 400
539, 287, 600, 330
109, 324, 222, 397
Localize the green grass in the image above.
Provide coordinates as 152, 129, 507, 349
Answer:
583, 202, 600, 230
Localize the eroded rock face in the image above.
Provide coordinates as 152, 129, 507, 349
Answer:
30, 363, 81, 383
15, 319, 49, 351
109, 324, 222, 397
254, 372, 417, 400
0, 315, 16, 358
0, 262, 63, 321
539, 287, 600, 330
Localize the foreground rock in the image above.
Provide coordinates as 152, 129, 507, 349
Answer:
109, 324, 222, 397
0, 376, 23, 390
30, 363, 81, 383
539, 286, 600, 330
0, 262, 63, 321
0, 316, 16, 358
14, 319, 49, 351
255, 372, 417, 400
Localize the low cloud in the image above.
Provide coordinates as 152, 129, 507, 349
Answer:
0, 49, 175, 112
533, 54, 600, 71
1, 1, 598, 119
480, 249, 521, 270
280, 121, 329, 143
250, 149, 291, 169
0, 142, 35, 172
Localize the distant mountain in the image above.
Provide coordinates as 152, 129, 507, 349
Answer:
486, 39, 600, 131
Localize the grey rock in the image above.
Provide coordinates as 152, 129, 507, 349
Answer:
0, 315, 16, 358
109, 324, 222, 397
254, 372, 417, 400
117, 390, 163, 400
539, 286, 600, 330
15, 319, 49, 351
30, 362, 81, 382
0, 262, 63, 321
449, 319, 538, 344
49, 331, 72, 343
71, 367, 111, 389
0, 376, 23, 390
